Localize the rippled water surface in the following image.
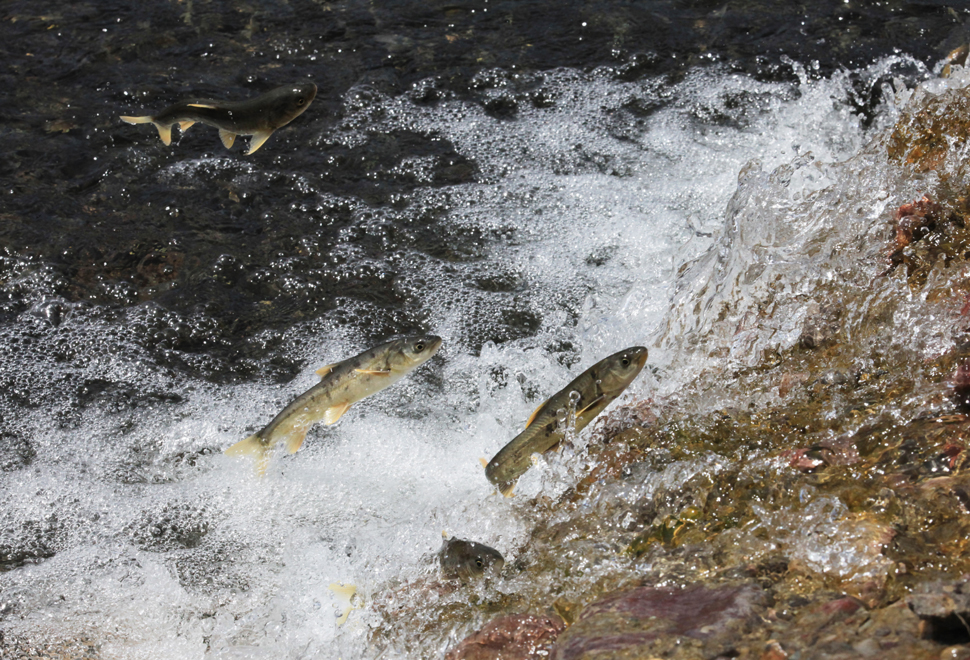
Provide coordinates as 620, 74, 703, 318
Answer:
1, 0, 969, 658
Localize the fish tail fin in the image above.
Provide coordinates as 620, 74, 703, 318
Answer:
225, 434, 271, 475
120, 115, 172, 146
119, 115, 154, 124
328, 583, 359, 626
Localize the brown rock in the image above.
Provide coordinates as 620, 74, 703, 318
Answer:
551, 583, 765, 660
446, 614, 566, 660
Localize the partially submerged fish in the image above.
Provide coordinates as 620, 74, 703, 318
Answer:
120, 82, 317, 154
225, 335, 442, 473
329, 582, 359, 626
437, 533, 505, 580
485, 346, 648, 496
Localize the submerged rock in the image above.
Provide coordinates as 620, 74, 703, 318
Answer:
445, 614, 565, 660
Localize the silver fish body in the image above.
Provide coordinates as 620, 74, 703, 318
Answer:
226, 335, 442, 472
121, 82, 317, 154
485, 346, 648, 495
438, 536, 505, 580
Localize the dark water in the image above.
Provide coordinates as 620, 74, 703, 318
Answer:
1, 0, 969, 656
1, 0, 964, 381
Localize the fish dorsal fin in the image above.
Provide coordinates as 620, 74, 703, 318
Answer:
246, 130, 273, 155
323, 402, 352, 425
355, 368, 391, 376
219, 129, 236, 149
285, 427, 309, 454
316, 363, 337, 378
179, 120, 196, 132
187, 103, 218, 109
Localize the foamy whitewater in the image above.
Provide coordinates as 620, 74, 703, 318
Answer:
0, 56, 940, 657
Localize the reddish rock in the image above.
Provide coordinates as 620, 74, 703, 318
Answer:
446, 614, 566, 660
551, 583, 765, 660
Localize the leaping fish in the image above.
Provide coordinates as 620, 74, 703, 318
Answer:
120, 82, 317, 155
484, 346, 648, 496
226, 335, 442, 473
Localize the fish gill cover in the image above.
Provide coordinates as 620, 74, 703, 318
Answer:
1, 0, 970, 658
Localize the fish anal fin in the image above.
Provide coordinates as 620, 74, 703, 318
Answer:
154, 122, 173, 146
354, 369, 391, 376
323, 402, 352, 425
219, 129, 236, 149
246, 130, 273, 155
284, 427, 309, 454
187, 103, 218, 109
316, 363, 337, 378
179, 120, 196, 132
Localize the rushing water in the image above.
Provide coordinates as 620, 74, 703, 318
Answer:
1, 0, 968, 658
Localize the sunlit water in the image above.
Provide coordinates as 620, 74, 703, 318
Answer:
0, 54, 948, 658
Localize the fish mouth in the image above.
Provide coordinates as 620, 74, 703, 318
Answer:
635, 347, 649, 368
426, 335, 444, 355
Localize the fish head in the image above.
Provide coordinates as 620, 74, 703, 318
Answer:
266, 83, 318, 127
396, 335, 443, 366
439, 538, 505, 579
599, 346, 649, 393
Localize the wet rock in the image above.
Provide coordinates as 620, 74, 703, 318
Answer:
551, 582, 766, 660
0, 516, 59, 572
128, 500, 212, 552
0, 431, 35, 471
908, 579, 970, 646
445, 614, 565, 660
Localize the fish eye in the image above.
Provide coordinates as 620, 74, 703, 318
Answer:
475, 558, 484, 568
297, 98, 305, 105
415, 342, 425, 352
621, 358, 631, 366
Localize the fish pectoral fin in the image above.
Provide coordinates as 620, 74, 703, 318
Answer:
323, 402, 352, 425
500, 483, 515, 498
179, 120, 196, 132
187, 103, 218, 109
576, 396, 605, 417
284, 427, 309, 454
354, 369, 392, 376
316, 363, 337, 378
219, 129, 236, 149
525, 400, 551, 428
245, 130, 273, 155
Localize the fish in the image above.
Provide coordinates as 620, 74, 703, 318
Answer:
484, 346, 649, 496
120, 82, 317, 155
437, 533, 505, 580
225, 335, 442, 473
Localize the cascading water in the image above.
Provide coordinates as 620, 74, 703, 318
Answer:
2, 1, 967, 657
